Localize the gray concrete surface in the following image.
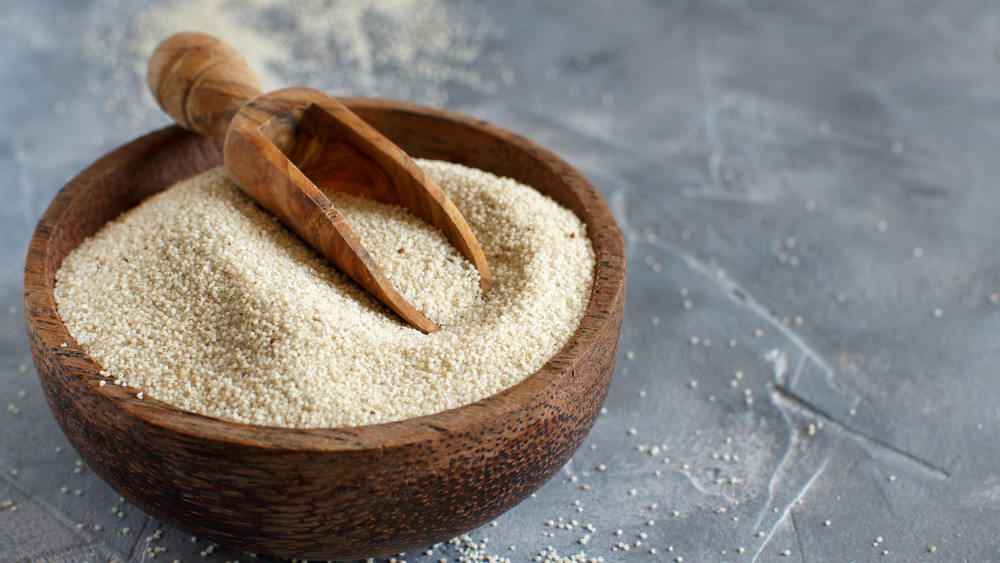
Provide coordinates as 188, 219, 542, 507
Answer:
2, 0, 999, 561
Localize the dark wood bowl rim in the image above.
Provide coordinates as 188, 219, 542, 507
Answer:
25, 97, 626, 453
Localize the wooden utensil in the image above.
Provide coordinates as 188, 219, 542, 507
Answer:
147, 32, 493, 333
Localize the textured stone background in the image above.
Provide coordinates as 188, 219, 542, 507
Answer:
2, 0, 999, 561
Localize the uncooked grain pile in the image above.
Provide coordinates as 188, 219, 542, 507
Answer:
54, 160, 594, 428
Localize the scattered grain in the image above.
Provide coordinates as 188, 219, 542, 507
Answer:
85, 0, 507, 128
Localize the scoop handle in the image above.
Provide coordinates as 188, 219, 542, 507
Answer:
147, 32, 263, 139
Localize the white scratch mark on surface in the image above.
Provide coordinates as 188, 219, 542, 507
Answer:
962, 477, 1000, 509
650, 237, 859, 399
789, 353, 808, 389
127, 514, 158, 563
771, 383, 949, 480
695, 34, 725, 195
751, 457, 829, 563
765, 349, 789, 383
743, 392, 830, 562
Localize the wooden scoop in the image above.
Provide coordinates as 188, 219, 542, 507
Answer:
147, 32, 493, 333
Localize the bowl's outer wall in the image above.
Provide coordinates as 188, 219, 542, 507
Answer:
24, 101, 626, 560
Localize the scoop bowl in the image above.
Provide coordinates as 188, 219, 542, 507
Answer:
23, 98, 626, 560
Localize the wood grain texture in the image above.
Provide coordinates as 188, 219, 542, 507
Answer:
24, 101, 626, 560
147, 33, 493, 332
147, 32, 263, 139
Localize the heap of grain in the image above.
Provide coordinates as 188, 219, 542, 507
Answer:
54, 160, 594, 428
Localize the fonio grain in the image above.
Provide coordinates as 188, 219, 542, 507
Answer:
55, 160, 595, 428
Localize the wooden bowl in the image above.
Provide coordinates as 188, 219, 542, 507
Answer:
23, 98, 626, 560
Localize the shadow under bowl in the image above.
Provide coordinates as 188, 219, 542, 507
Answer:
23, 97, 626, 560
